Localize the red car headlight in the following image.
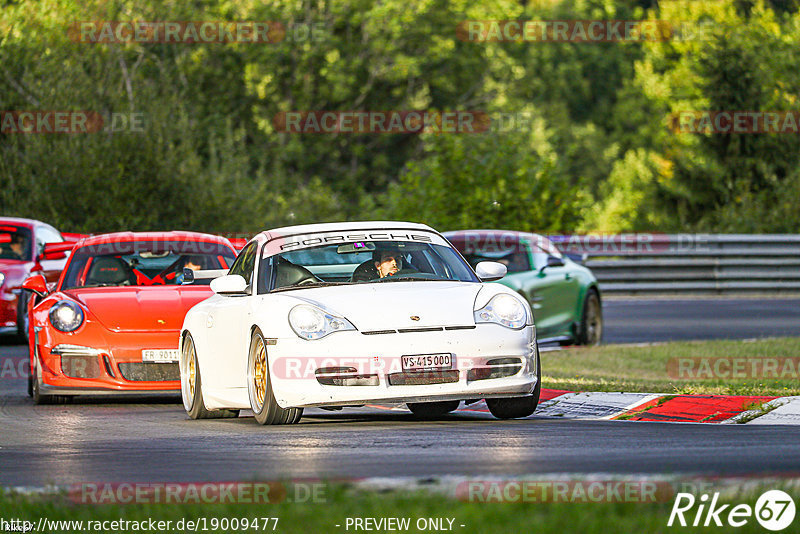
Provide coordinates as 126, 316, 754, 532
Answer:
49, 301, 85, 332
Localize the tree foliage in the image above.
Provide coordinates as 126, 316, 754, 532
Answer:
1, 0, 798, 234
383, 123, 588, 232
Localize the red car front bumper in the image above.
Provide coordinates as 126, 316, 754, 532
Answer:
34, 329, 182, 394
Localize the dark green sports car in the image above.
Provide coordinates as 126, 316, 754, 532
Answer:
445, 230, 602, 345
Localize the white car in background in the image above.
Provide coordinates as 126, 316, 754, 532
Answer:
179, 221, 540, 424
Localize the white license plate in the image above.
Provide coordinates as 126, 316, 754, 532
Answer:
401, 353, 452, 371
142, 349, 179, 363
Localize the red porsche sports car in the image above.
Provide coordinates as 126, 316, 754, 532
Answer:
23, 231, 237, 404
0, 217, 73, 341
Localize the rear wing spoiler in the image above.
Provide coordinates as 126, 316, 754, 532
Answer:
61, 232, 86, 243
38, 232, 87, 260
41, 241, 78, 260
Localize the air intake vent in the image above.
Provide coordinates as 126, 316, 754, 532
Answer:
387, 370, 459, 386
118, 362, 180, 382
315, 367, 379, 386
61, 355, 102, 379
361, 326, 474, 335
397, 327, 443, 333
361, 330, 397, 335
467, 357, 523, 382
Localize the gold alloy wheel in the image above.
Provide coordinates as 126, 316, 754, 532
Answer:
187, 347, 196, 401
252, 337, 267, 410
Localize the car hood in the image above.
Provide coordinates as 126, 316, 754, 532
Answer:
0, 259, 27, 267
66, 286, 213, 332
286, 281, 483, 331
0, 259, 29, 274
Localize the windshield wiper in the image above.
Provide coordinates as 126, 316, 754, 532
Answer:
271, 281, 352, 292
373, 276, 444, 283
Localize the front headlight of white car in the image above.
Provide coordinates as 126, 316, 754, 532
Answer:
474, 293, 527, 329
288, 304, 356, 340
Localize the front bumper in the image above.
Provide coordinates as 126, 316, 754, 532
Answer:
35, 329, 181, 394
267, 324, 538, 408
0, 291, 18, 331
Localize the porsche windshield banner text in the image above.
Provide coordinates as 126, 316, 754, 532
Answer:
276, 232, 434, 251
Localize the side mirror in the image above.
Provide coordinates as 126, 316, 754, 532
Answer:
22, 274, 49, 297
540, 255, 565, 272
185, 269, 228, 285
181, 268, 195, 285
210, 274, 248, 295
475, 261, 507, 282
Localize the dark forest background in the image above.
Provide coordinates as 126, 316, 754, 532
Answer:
2, 0, 799, 235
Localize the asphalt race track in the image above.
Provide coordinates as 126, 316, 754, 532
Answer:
602, 297, 800, 344
2, 297, 800, 487
1, 351, 800, 487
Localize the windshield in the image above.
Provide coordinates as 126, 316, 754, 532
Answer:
263, 240, 478, 291
447, 232, 560, 273
459, 249, 532, 273
61, 240, 235, 289
0, 225, 32, 261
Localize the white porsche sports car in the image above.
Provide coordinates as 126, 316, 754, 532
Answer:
179, 221, 540, 424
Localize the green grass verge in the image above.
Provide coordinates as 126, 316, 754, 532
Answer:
541, 337, 800, 396
1, 483, 797, 534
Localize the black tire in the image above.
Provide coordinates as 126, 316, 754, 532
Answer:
181, 333, 239, 420
406, 400, 460, 418
16, 292, 30, 345
486, 348, 541, 419
248, 329, 302, 425
576, 288, 603, 346
31, 359, 70, 405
